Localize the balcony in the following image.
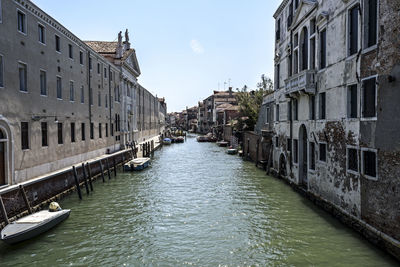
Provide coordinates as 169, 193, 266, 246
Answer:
285, 69, 316, 97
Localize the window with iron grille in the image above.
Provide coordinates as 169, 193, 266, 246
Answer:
57, 123, 63, 144
70, 122, 75, 143
21, 122, 29, 149
81, 123, 85, 141
41, 122, 47, 147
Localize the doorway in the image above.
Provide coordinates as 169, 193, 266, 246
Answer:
0, 129, 6, 185
299, 125, 308, 187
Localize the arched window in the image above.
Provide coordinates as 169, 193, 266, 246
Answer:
300, 27, 309, 71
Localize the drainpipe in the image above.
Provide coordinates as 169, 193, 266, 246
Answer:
88, 51, 92, 133
108, 65, 113, 150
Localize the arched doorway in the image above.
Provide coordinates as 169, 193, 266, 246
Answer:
299, 125, 308, 187
300, 27, 308, 71
0, 129, 7, 185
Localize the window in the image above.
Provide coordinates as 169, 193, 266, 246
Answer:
0, 0, 2, 23
21, 122, 29, 149
276, 18, 281, 41
105, 94, 108, 108
57, 76, 62, 99
99, 123, 102, 138
362, 77, 376, 118
294, 99, 298, 120
69, 81, 74, 101
362, 149, 377, 178
81, 86, 84, 103
81, 123, 85, 141
41, 122, 48, 147
310, 37, 316, 69
17, 11, 26, 34
55, 35, 61, 52
110, 71, 113, 81
287, 101, 292, 121
89, 58, 92, 70
98, 91, 101, 107
111, 123, 114, 136
348, 5, 359, 56
68, 44, 73, 59
287, 138, 292, 152
19, 62, 27, 92
38, 24, 45, 44
294, 50, 299, 74
275, 136, 279, 148
266, 107, 270, 123
319, 143, 327, 162
276, 104, 280, 121
90, 123, 94, 139
348, 84, 358, 118
104, 68, 107, 78
79, 51, 83, 65
309, 95, 315, 120
71, 122, 75, 143
348, 147, 358, 173
97, 63, 100, 74
310, 142, 315, 170
364, 0, 378, 48
40, 70, 47, 96
319, 92, 326, 119
0, 55, 3, 87
275, 64, 280, 89
57, 123, 63, 144
106, 123, 108, 137
293, 139, 298, 163
320, 29, 327, 69
300, 27, 308, 71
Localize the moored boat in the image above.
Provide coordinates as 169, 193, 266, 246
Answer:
175, 136, 185, 143
163, 138, 172, 145
1, 205, 70, 245
124, 157, 151, 171
217, 141, 229, 147
196, 136, 208, 142
226, 148, 238, 155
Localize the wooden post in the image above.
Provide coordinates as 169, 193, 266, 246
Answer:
19, 185, 33, 214
87, 163, 94, 191
99, 160, 106, 183
106, 158, 111, 180
73, 166, 82, 199
255, 139, 260, 168
81, 163, 90, 195
113, 157, 117, 177
0, 195, 9, 225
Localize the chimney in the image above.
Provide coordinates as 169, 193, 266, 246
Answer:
229, 87, 232, 97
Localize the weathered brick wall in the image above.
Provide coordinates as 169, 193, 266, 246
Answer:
360, 0, 400, 241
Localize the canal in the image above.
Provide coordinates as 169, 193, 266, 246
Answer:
0, 135, 397, 266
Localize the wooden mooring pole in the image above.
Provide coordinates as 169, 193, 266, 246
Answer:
87, 163, 94, 191
19, 185, 33, 214
81, 163, 90, 195
113, 157, 117, 177
72, 166, 82, 200
0, 195, 9, 225
106, 158, 111, 180
99, 160, 106, 183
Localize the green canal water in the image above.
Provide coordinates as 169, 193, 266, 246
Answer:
0, 135, 397, 266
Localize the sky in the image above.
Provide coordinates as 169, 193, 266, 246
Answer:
33, 0, 282, 112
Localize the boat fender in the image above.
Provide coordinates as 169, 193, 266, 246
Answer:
49, 202, 62, 212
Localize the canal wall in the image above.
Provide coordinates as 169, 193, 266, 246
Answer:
0, 136, 162, 229
242, 132, 400, 261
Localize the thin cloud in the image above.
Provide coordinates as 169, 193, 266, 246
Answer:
190, 39, 204, 54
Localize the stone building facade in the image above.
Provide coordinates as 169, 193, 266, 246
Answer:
0, 0, 166, 186
257, 0, 400, 253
